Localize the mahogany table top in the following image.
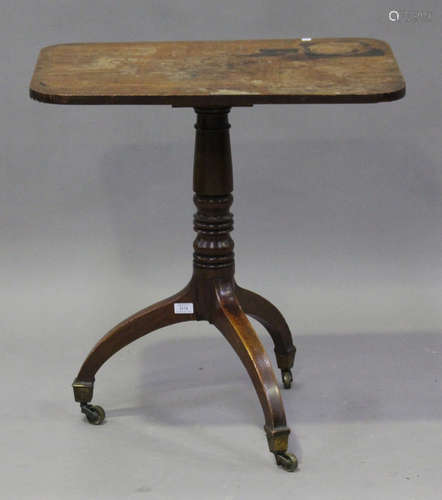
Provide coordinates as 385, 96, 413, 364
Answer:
30, 37, 405, 106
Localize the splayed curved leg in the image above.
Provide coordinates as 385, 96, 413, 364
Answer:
211, 280, 297, 471
72, 280, 196, 405
235, 284, 296, 388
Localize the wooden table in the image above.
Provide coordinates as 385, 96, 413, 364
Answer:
30, 38, 405, 471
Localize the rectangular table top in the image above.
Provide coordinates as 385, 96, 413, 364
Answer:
30, 38, 405, 106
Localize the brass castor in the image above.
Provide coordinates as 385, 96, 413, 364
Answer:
281, 370, 293, 389
275, 451, 298, 472
80, 403, 106, 425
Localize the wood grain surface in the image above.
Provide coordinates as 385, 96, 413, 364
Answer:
30, 38, 405, 106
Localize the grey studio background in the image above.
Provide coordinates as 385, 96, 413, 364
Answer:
1, 1, 441, 499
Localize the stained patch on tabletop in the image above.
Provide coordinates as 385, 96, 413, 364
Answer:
246, 48, 300, 58
303, 40, 385, 59
238, 40, 385, 62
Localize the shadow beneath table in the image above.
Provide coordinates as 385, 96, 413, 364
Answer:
107, 328, 442, 426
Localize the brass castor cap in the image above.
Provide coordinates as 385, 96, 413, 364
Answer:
72, 379, 94, 403
275, 451, 298, 472
281, 370, 293, 389
80, 403, 106, 425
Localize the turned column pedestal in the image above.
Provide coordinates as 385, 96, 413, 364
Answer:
72, 107, 298, 471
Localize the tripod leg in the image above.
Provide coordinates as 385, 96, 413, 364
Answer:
72, 281, 196, 411
235, 284, 296, 388
211, 281, 297, 471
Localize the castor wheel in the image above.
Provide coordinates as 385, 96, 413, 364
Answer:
281, 370, 293, 389
275, 451, 298, 472
80, 403, 106, 425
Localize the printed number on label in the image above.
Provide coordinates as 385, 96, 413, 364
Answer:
174, 303, 194, 314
